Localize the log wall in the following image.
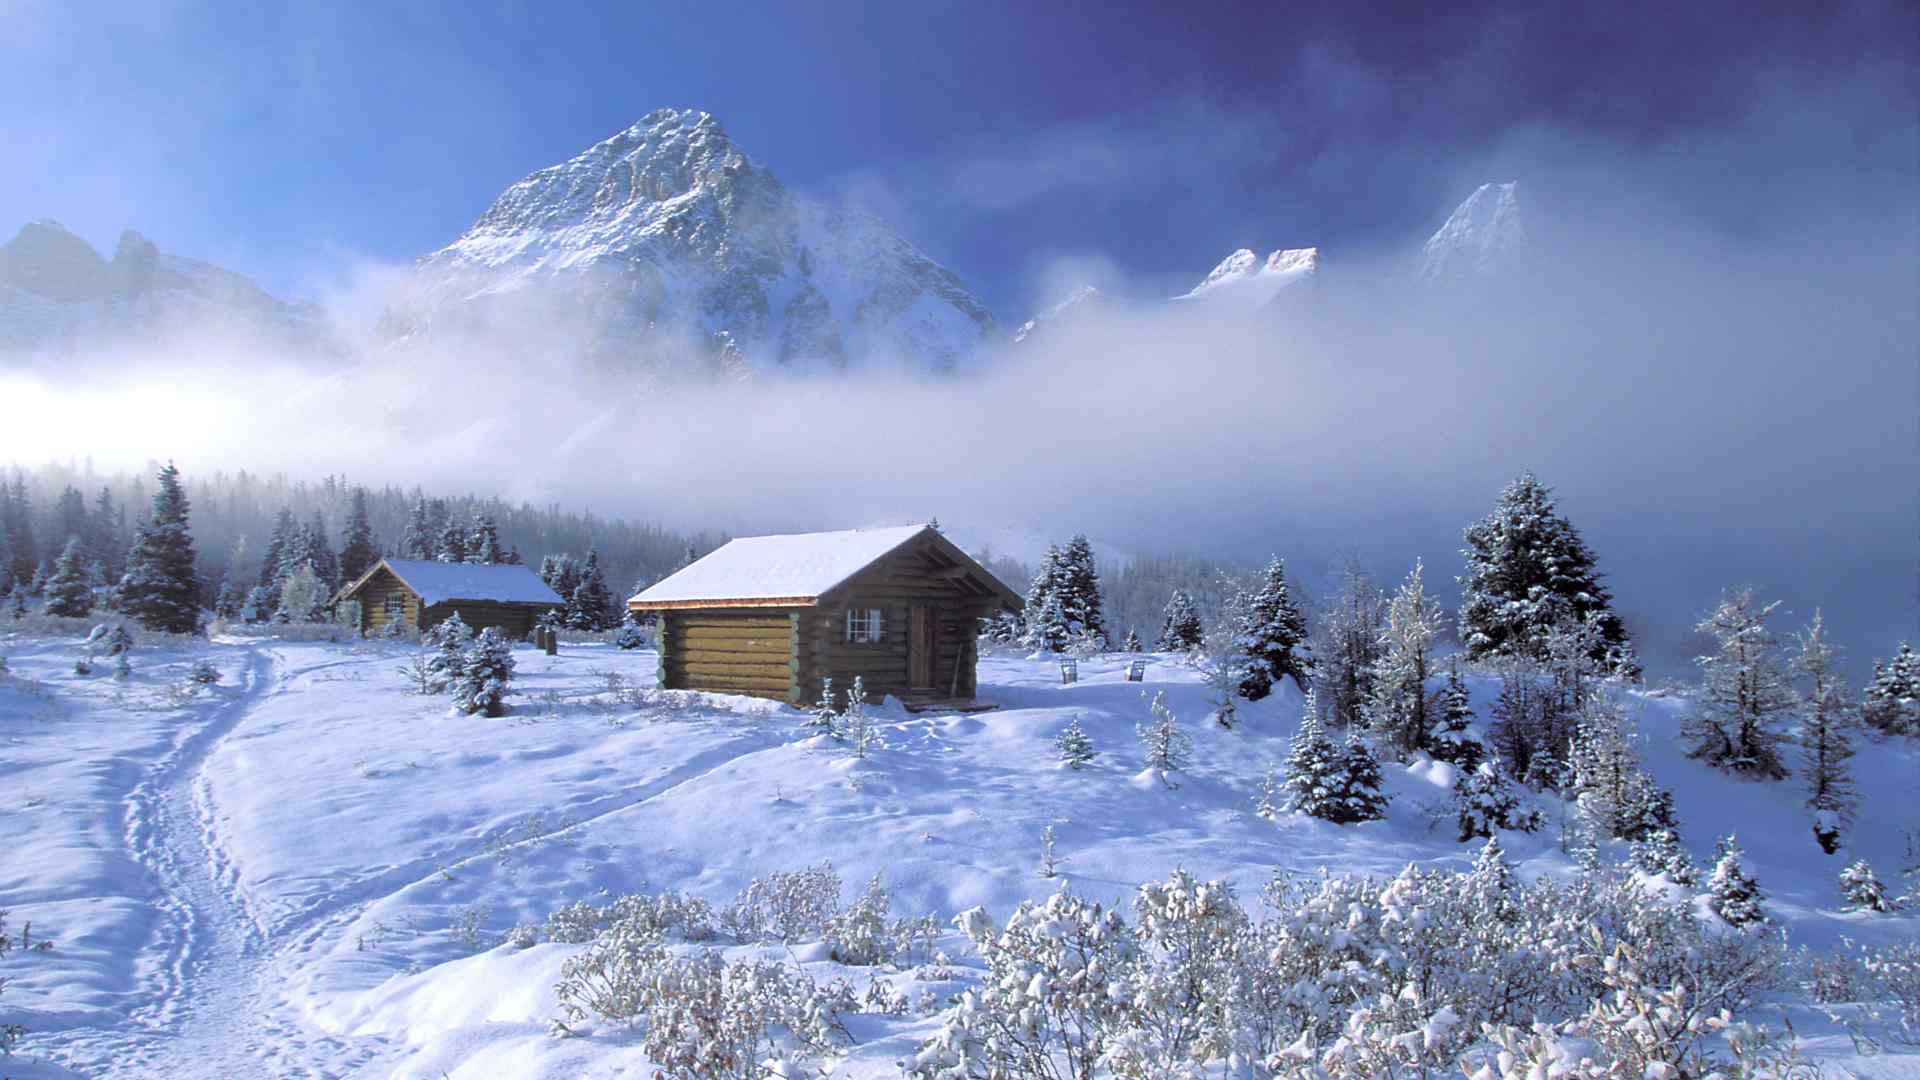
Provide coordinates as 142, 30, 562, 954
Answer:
658, 610, 800, 701
356, 569, 421, 634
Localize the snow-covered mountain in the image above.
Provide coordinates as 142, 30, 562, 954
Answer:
1417, 181, 1528, 283
1010, 284, 1103, 344
1173, 246, 1321, 307
385, 108, 995, 375
0, 221, 334, 356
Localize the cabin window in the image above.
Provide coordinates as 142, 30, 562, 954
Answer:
845, 607, 883, 644
384, 595, 405, 622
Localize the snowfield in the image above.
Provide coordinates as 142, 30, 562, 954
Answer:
1, 631, 1916, 1078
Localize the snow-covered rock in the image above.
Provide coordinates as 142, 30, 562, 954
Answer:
386, 108, 995, 375
0, 220, 336, 356
1416, 181, 1528, 283
1174, 246, 1320, 307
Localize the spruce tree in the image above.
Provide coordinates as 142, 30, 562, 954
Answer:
1281, 690, 1346, 820
1457, 472, 1629, 666
1862, 642, 1920, 736
1707, 836, 1765, 927
118, 462, 201, 634
274, 563, 324, 624
1022, 545, 1069, 652
1234, 556, 1311, 700
452, 627, 516, 717
568, 549, 613, 630
1838, 861, 1892, 913
3, 476, 36, 587
1796, 612, 1857, 854
1629, 828, 1698, 885
1686, 588, 1793, 778
43, 538, 94, 618
1136, 690, 1190, 779
88, 486, 123, 580
1122, 627, 1142, 653
303, 512, 338, 594
1471, 833, 1515, 895
1054, 715, 1097, 770
1336, 727, 1392, 823
1364, 559, 1445, 756
467, 515, 505, 565
338, 488, 380, 584
1313, 562, 1385, 729
1431, 664, 1486, 769
1056, 534, 1105, 644
1157, 589, 1203, 652
436, 517, 469, 564
402, 494, 436, 560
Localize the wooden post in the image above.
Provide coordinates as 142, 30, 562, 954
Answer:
541, 627, 558, 655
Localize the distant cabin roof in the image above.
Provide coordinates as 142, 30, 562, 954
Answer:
630, 525, 1017, 610
344, 558, 565, 609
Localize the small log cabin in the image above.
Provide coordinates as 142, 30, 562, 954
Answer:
629, 525, 1020, 708
334, 558, 564, 638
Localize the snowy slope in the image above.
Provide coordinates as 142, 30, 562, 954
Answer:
2, 629, 1915, 1078
0, 221, 336, 357
1417, 181, 1529, 282
387, 109, 995, 375
1174, 246, 1321, 307
1011, 284, 1103, 344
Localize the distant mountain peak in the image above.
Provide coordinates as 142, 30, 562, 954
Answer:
396, 109, 994, 374
1012, 284, 1101, 344
1176, 246, 1320, 306
1418, 181, 1527, 282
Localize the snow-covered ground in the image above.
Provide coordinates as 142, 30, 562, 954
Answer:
0, 631, 1915, 1077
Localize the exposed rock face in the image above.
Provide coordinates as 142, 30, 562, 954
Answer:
391, 108, 995, 374
1417, 181, 1528, 283
0, 221, 333, 355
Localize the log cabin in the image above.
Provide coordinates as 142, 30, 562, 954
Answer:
334, 558, 564, 638
628, 525, 1020, 709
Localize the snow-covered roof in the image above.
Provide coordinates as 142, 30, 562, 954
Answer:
631, 525, 940, 608
370, 559, 565, 608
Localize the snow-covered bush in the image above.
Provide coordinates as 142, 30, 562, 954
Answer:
0, 910, 53, 1056
85, 623, 133, 657
451, 626, 515, 717
1054, 715, 1096, 769
1839, 860, 1894, 913
611, 618, 647, 650
721, 863, 842, 943
824, 873, 896, 966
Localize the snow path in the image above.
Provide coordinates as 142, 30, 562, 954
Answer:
47, 647, 400, 1078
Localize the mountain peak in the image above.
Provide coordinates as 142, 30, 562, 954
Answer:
1011, 284, 1101, 344
1418, 181, 1527, 282
1176, 246, 1320, 306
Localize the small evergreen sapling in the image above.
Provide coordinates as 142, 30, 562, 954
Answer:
43, 538, 93, 618
809, 677, 840, 735
452, 627, 515, 717
1137, 690, 1190, 783
424, 612, 474, 691
1430, 664, 1486, 770
1054, 715, 1097, 769
1838, 860, 1893, 913
1470, 833, 1515, 896
1336, 727, 1392, 824
1707, 835, 1765, 928
1451, 760, 1537, 840
612, 617, 647, 650
1157, 589, 1203, 652
1628, 828, 1698, 885
1122, 628, 1142, 653
1233, 556, 1311, 700
843, 676, 875, 759
1862, 641, 1920, 736
1253, 766, 1284, 820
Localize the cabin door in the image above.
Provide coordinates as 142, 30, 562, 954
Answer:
908, 605, 937, 689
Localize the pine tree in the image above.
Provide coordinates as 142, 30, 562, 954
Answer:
258, 508, 296, 600
568, 549, 613, 630
1335, 727, 1391, 823
118, 463, 201, 634
1054, 715, 1097, 770
1122, 628, 1142, 653
1686, 588, 1793, 778
3, 476, 36, 587
1470, 833, 1515, 895
1137, 690, 1190, 780
51, 486, 87, 548
1629, 828, 1698, 885
424, 612, 474, 690
1234, 556, 1311, 700
402, 494, 436, 560
303, 512, 338, 594
88, 486, 123, 581
1157, 589, 1203, 652
1796, 612, 1857, 854
466, 515, 505, 565
1253, 766, 1284, 819
43, 538, 93, 618
452, 627, 516, 717
436, 517, 469, 564
1282, 690, 1347, 821
1022, 545, 1069, 652
1457, 472, 1630, 667
1837, 860, 1892, 913
1862, 642, 1920, 736
1452, 760, 1530, 840
274, 562, 324, 624
1055, 534, 1105, 644
338, 488, 380, 584
1430, 663, 1486, 769
1364, 559, 1445, 756
1567, 696, 1646, 841
1707, 835, 1765, 927
1313, 562, 1385, 729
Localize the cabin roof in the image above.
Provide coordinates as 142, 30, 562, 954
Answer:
629, 525, 1019, 610
337, 558, 564, 609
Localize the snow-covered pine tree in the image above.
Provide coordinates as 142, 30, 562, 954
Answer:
466, 516, 505, 565
1629, 827, 1698, 885
1021, 545, 1069, 653
1335, 726, 1391, 823
452, 627, 515, 717
1707, 835, 1765, 927
212, 569, 245, 620
303, 512, 338, 595
1122, 628, 1142, 653
1254, 766, 1284, 819
88, 486, 124, 581
118, 462, 201, 635
612, 615, 647, 650
256, 508, 296, 613
1862, 641, 1920, 736
1838, 860, 1893, 913
1234, 556, 1311, 701
1566, 695, 1645, 842
43, 538, 94, 618
1156, 589, 1203, 652
274, 563, 324, 624
436, 517, 469, 564
1281, 689, 1346, 821
1452, 760, 1530, 841
1312, 561, 1385, 729
1056, 534, 1105, 645
1470, 833, 1515, 896
568, 549, 613, 630
1686, 588, 1793, 778
545, 556, 582, 610
1795, 612, 1857, 854
1054, 715, 1097, 770
1457, 471, 1630, 667
425, 612, 474, 690
1137, 690, 1190, 781
1364, 559, 1445, 757
1430, 662, 1486, 769
402, 494, 436, 560
338, 487, 380, 585
2, 476, 36, 588
1489, 655, 1572, 785
809, 676, 840, 734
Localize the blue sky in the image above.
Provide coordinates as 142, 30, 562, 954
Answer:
5, 1, 1915, 317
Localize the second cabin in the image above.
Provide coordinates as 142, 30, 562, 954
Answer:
628, 524, 1020, 709
333, 558, 565, 638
